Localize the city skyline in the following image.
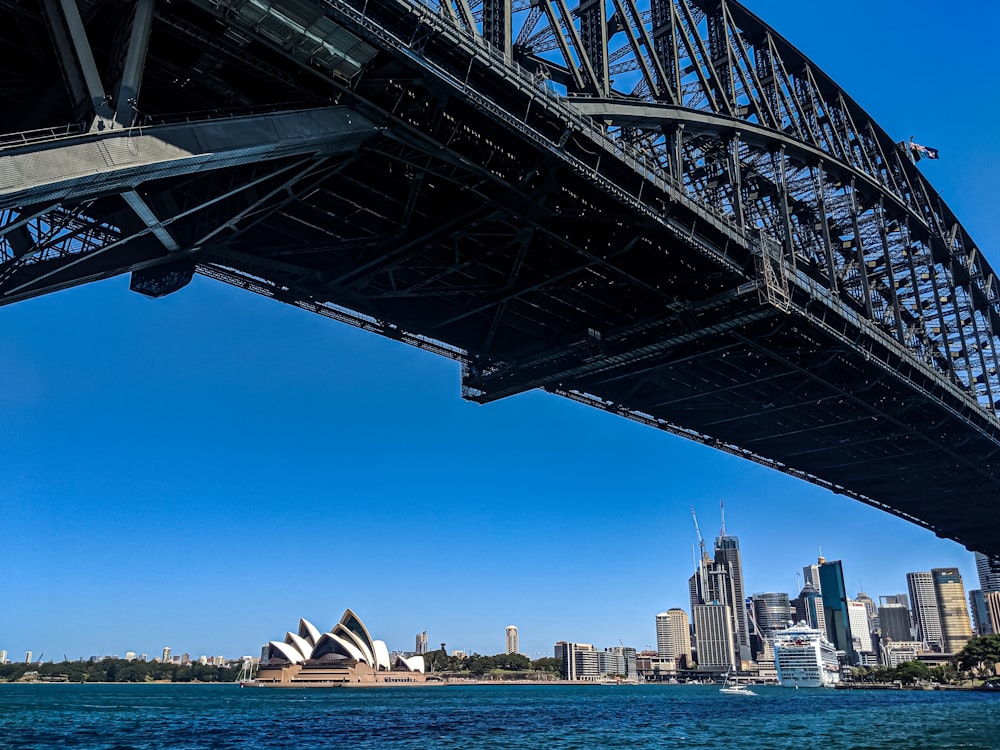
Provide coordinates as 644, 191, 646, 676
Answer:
2, 0, 996, 660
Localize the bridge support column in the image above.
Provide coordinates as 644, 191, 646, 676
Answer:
41, 0, 115, 130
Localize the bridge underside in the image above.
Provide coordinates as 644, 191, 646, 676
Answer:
1, 0, 998, 556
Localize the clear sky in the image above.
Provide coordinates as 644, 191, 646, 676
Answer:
1, 0, 997, 662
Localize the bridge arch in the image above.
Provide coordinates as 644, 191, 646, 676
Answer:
0, 0, 997, 557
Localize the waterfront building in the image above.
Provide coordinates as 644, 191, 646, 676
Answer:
254, 610, 426, 687
772, 622, 840, 688
976, 552, 1000, 592
847, 600, 873, 655
505, 625, 519, 655
970, 590, 992, 636
881, 641, 924, 669
24, 651, 32, 664
932, 568, 974, 653
692, 604, 736, 672
161, 647, 171, 664
415, 631, 428, 655
878, 603, 913, 643
907, 571, 944, 651
554, 642, 599, 681
819, 560, 857, 664
655, 609, 691, 668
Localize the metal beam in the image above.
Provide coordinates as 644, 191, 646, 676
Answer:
0, 107, 381, 211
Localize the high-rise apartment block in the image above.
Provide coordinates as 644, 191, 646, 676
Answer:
655, 609, 691, 668
161, 647, 171, 664
932, 568, 973, 653
415, 631, 428, 655
505, 625, 519, 655
554, 642, 599, 681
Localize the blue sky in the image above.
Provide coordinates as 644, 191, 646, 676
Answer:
1, 0, 997, 662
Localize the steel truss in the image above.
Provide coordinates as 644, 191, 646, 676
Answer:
1, 0, 998, 557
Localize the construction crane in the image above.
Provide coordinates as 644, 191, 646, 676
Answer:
691, 506, 711, 607
690, 506, 708, 564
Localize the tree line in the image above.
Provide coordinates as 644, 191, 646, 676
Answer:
0, 658, 240, 683
421, 650, 562, 677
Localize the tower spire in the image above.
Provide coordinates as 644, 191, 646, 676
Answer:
720, 498, 726, 536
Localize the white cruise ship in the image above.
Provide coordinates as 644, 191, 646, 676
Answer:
772, 622, 841, 688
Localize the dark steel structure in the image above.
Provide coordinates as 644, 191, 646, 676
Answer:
2, 0, 998, 556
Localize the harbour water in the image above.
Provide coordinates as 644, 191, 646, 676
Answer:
1, 682, 998, 749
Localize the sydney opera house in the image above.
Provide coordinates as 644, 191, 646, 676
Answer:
249, 609, 428, 687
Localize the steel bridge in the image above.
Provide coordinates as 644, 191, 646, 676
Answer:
2, 0, 999, 558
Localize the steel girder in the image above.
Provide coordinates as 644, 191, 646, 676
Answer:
1, 0, 998, 556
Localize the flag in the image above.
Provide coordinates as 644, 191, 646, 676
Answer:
909, 139, 940, 160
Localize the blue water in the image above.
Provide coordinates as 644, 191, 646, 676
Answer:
0, 683, 997, 749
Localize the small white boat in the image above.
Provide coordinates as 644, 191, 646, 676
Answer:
719, 673, 756, 696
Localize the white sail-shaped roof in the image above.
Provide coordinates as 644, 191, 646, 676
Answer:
312, 632, 365, 662
298, 618, 322, 646
372, 640, 391, 672
285, 632, 314, 661
267, 640, 305, 664
339, 609, 377, 660
332, 622, 375, 666
394, 654, 425, 673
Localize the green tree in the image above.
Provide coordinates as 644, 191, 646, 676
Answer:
531, 657, 562, 675
954, 634, 1000, 678
893, 660, 931, 684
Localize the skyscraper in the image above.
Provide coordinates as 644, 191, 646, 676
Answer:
932, 568, 973, 654
907, 571, 944, 651
692, 604, 736, 671
976, 552, 1000, 593
792, 581, 826, 634
819, 559, 857, 664
878, 603, 913, 642
415, 631, 428, 655
752, 592, 791, 637
505, 625, 519, 655
803, 552, 825, 594
985, 591, 1000, 635
970, 590, 992, 636
714, 532, 752, 662
847, 600, 873, 654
